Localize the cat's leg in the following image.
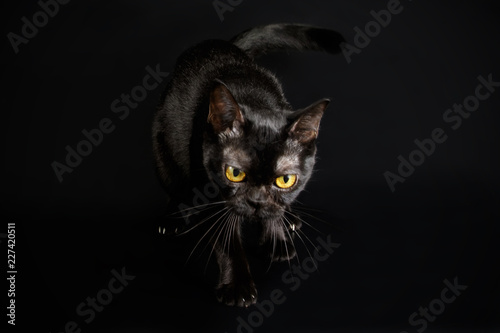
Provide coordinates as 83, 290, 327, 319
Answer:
214, 226, 257, 307
260, 216, 299, 263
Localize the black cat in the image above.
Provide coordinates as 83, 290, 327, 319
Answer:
153, 23, 344, 307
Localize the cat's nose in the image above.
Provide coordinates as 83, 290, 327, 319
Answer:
247, 199, 264, 209
247, 187, 267, 208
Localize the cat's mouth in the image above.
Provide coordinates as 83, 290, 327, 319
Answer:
232, 202, 283, 219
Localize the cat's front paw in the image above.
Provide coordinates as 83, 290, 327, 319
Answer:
216, 282, 258, 307
270, 240, 297, 262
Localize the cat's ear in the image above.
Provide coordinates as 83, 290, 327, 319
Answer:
208, 81, 244, 134
288, 99, 330, 143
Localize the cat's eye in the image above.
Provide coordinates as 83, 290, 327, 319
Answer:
225, 166, 246, 182
275, 174, 297, 189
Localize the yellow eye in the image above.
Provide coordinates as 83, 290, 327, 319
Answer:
225, 166, 246, 182
275, 174, 297, 189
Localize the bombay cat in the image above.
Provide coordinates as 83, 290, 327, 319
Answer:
153, 23, 344, 307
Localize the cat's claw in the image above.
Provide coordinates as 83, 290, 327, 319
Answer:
216, 282, 258, 307
157, 223, 182, 236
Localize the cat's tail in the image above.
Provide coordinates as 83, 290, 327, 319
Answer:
230, 23, 345, 58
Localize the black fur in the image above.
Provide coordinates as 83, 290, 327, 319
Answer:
231, 23, 345, 58
152, 23, 343, 307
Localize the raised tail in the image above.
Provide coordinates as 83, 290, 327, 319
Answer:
230, 23, 345, 58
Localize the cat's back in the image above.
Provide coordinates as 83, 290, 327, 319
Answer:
153, 39, 258, 191
168, 39, 252, 93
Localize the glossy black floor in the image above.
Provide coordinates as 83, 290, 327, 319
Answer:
2, 1, 499, 332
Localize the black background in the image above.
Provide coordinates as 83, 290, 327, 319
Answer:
2, 0, 499, 332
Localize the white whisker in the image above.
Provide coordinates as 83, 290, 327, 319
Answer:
176, 206, 229, 236
205, 211, 232, 273
185, 209, 231, 266
171, 200, 227, 215
285, 210, 324, 235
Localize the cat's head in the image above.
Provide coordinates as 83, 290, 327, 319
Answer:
202, 81, 329, 220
